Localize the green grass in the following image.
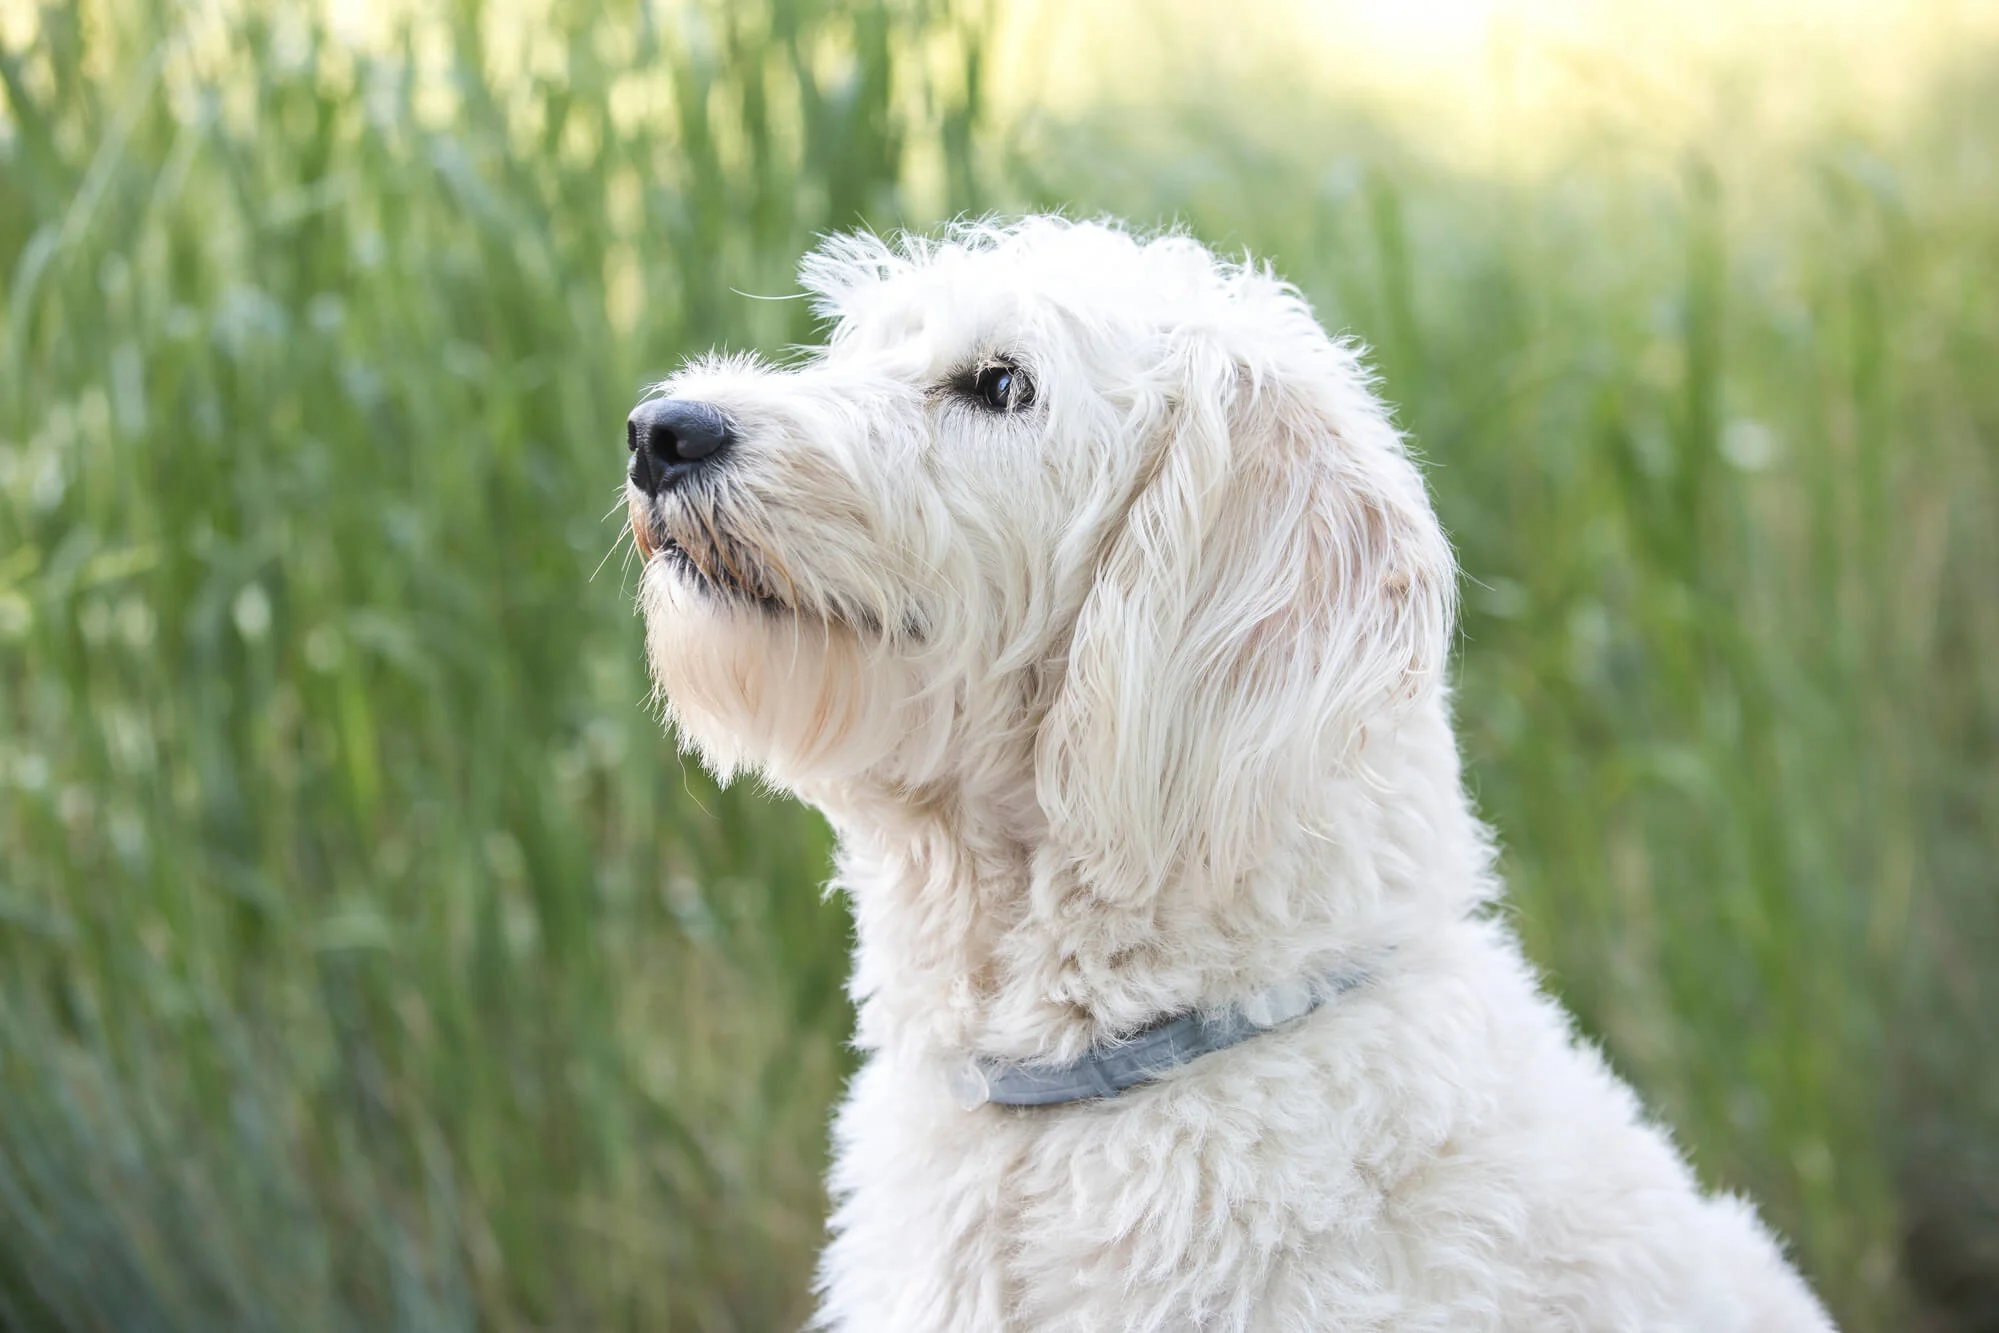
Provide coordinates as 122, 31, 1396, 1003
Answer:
2, 2, 1995, 1329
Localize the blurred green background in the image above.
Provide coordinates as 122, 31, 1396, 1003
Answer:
1, 0, 1994, 1329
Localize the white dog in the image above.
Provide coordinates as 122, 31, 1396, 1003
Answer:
625, 217, 1836, 1332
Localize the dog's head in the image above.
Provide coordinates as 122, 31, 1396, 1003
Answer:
630, 218, 1453, 900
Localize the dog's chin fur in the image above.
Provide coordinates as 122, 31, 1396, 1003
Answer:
639, 562, 921, 788
629, 218, 1837, 1333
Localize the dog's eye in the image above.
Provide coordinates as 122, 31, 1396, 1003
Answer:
971, 362, 1033, 413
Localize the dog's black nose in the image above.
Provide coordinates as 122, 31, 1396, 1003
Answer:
627, 398, 735, 494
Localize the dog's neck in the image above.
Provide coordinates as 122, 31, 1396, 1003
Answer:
801, 696, 1494, 1067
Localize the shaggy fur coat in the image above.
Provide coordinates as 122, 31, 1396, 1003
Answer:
627, 217, 1838, 1332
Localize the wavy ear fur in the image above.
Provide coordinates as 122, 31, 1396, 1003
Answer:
1035, 299, 1454, 906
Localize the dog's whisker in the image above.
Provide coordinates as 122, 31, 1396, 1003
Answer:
626, 495, 658, 563
590, 525, 636, 584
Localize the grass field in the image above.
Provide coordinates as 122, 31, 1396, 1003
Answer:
2, 1, 1995, 1329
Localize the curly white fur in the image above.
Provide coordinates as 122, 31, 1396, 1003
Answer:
628, 217, 1837, 1332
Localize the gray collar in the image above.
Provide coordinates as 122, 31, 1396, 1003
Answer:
948, 965, 1373, 1109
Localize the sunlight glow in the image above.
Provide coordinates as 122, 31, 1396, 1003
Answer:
996, 0, 1999, 172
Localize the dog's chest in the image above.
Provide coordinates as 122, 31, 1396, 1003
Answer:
819, 1049, 1404, 1333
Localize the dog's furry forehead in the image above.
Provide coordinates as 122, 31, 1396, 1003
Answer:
797, 219, 1276, 335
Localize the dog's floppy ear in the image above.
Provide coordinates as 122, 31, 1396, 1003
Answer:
1035, 304, 1454, 905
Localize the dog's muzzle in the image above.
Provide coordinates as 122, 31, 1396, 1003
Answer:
627, 397, 735, 495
